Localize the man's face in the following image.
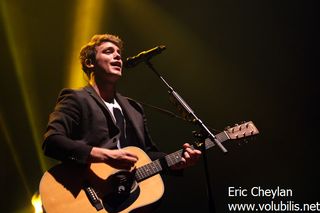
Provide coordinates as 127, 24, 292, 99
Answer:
94, 41, 123, 79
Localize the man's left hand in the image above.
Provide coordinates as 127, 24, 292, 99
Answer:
170, 143, 202, 170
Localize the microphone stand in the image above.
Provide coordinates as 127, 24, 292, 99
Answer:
144, 60, 228, 213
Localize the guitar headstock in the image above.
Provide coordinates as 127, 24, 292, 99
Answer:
225, 121, 259, 140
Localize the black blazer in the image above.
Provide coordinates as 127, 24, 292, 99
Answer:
43, 85, 165, 164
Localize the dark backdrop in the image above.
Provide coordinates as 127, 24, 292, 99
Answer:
0, 0, 319, 212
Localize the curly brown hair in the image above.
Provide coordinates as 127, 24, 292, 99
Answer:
79, 34, 123, 76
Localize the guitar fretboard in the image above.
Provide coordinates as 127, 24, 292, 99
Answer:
135, 131, 229, 182
135, 159, 163, 182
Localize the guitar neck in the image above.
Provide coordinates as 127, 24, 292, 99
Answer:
135, 131, 230, 182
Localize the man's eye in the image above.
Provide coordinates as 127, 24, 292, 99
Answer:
103, 49, 113, 54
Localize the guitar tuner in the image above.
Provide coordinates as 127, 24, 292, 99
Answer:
194, 141, 204, 148
117, 185, 126, 194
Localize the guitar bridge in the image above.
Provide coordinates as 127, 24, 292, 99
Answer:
83, 184, 104, 211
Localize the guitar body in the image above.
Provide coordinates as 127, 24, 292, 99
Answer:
39, 146, 164, 213
40, 121, 259, 212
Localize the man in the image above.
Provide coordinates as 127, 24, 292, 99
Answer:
42, 34, 201, 210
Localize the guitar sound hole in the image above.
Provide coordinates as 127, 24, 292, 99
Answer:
103, 170, 140, 213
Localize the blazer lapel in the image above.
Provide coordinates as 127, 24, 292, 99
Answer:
84, 85, 143, 142
84, 85, 107, 109
84, 85, 117, 127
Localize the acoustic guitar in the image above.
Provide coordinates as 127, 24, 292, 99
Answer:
39, 121, 259, 213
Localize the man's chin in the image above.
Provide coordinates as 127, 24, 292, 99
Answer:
104, 72, 121, 82
111, 69, 122, 76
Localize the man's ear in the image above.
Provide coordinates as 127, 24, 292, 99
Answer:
85, 59, 94, 68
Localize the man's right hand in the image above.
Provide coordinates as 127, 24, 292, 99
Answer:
89, 147, 138, 170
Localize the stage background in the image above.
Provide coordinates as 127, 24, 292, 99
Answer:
0, 0, 319, 212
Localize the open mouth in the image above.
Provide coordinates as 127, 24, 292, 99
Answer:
110, 61, 122, 69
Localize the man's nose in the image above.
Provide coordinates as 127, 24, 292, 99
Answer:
114, 52, 121, 60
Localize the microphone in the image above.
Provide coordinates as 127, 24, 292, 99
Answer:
124, 45, 166, 68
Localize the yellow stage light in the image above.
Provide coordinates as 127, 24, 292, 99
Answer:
65, 0, 107, 88
31, 192, 43, 213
